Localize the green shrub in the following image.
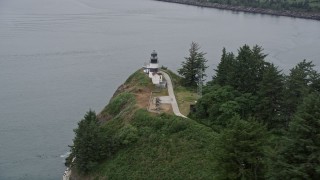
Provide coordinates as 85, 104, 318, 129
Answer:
104, 92, 135, 116
132, 109, 153, 127
94, 109, 217, 179
169, 119, 188, 133
116, 124, 138, 145
152, 118, 166, 131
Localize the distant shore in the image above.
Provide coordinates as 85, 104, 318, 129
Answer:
156, 0, 320, 21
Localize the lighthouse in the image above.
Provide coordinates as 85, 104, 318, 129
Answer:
143, 50, 165, 87
148, 50, 159, 77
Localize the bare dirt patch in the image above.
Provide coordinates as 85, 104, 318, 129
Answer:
134, 88, 151, 109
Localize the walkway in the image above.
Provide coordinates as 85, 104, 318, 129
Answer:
160, 71, 187, 118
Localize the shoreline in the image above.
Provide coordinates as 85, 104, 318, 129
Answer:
156, 0, 320, 21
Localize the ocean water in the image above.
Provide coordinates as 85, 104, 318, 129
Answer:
0, 0, 319, 179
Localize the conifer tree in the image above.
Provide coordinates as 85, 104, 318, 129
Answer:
193, 85, 257, 126
213, 117, 267, 179
283, 60, 318, 125
178, 42, 208, 87
72, 110, 105, 174
256, 63, 285, 129
213, 47, 236, 86
233, 45, 266, 94
267, 93, 320, 179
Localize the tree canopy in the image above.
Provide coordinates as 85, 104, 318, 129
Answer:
267, 93, 320, 179
192, 44, 320, 179
178, 42, 208, 87
213, 117, 268, 179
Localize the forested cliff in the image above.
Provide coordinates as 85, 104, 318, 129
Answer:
66, 44, 320, 179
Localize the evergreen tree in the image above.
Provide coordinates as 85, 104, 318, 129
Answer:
213, 47, 236, 86
256, 63, 285, 129
178, 42, 208, 87
234, 92, 257, 119
233, 45, 266, 94
213, 117, 268, 179
71, 110, 106, 174
283, 60, 318, 125
193, 85, 257, 127
267, 93, 320, 179
193, 85, 238, 125
310, 72, 320, 92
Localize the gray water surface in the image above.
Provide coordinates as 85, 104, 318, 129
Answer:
0, 0, 319, 179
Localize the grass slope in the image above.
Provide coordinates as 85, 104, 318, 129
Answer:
95, 110, 216, 179
78, 69, 217, 179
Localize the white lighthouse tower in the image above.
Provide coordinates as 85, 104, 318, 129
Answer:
143, 50, 165, 86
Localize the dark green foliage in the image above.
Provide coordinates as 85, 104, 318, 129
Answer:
192, 85, 257, 127
94, 109, 217, 179
234, 92, 257, 118
310, 72, 320, 92
178, 42, 208, 87
233, 45, 267, 94
267, 93, 320, 179
193, 85, 238, 121
211, 45, 267, 95
213, 117, 268, 179
207, 46, 320, 130
256, 63, 285, 129
194, 44, 320, 179
69, 92, 137, 175
213, 47, 236, 86
71, 110, 110, 174
115, 124, 138, 145
283, 60, 319, 125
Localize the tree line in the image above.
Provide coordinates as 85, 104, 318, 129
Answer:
207, 0, 320, 12
179, 42, 320, 179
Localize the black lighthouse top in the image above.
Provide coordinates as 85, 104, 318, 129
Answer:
150, 50, 158, 64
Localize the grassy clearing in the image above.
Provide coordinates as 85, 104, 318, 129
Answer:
175, 86, 198, 116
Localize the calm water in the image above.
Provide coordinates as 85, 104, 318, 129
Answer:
0, 0, 319, 179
